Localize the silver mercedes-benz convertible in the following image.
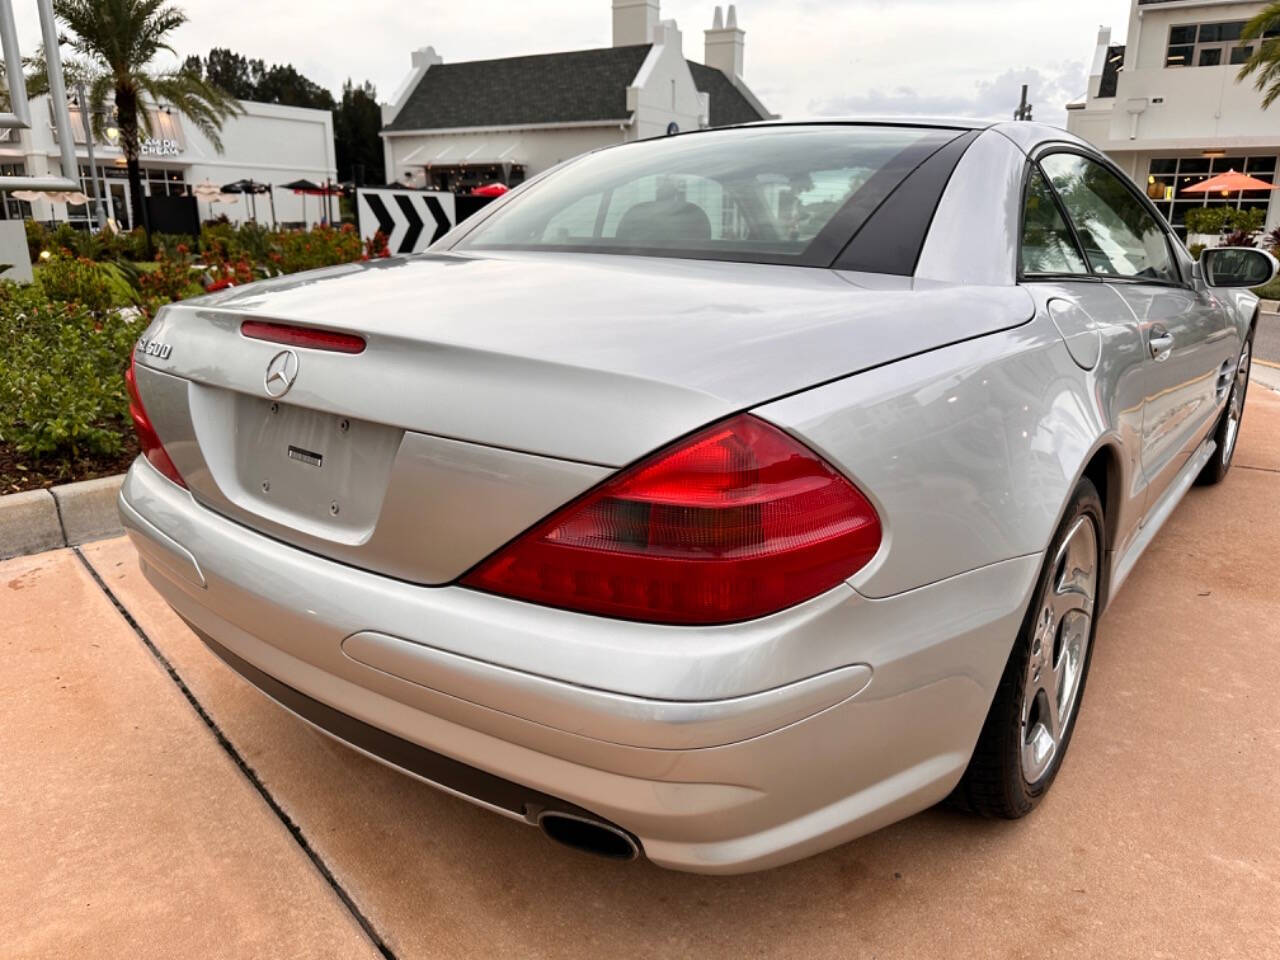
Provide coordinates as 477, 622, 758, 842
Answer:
120, 119, 1274, 873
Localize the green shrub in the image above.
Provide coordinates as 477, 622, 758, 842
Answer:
37, 253, 118, 315
23, 223, 157, 264
49, 222, 81, 253
25, 219, 48, 262
227, 221, 275, 263
199, 221, 241, 260
1184, 206, 1267, 236
1234, 207, 1267, 234
1188, 243, 1206, 259
0, 281, 139, 458
0, 219, 371, 464
143, 232, 180, 260
1184, 207, 1231, 235
64, 227, 112, 262
1252, 279, 1280, 300
139, 245, 201, 305
274, 223, 362, 273
123, 227, 152, 261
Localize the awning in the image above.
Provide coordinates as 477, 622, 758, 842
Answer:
401, 143, 457, 165
402, 138, 523, 168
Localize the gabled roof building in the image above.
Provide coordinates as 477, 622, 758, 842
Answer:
379, 1, 772, 191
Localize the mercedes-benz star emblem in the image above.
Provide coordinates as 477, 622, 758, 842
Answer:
264, 349, 300, 398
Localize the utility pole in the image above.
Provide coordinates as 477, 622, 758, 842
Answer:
74, 81, 108, 230
1014, 84, 1034, 122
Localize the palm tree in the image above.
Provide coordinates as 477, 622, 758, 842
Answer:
0, 45, 90, 110
1237, 3, 1280, 108
53, 0, 241, 237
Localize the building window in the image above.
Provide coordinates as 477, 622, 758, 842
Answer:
1147, 155, 1277, 235
0, 162, 34, 220
145, 167, 187, 197
1230, 45, 1254, 65
1166, 20, 1275, 68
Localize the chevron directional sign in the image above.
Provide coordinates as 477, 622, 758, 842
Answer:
356, 188, 457, 255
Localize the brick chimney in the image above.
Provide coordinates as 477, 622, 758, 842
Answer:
704, 5, 745, 78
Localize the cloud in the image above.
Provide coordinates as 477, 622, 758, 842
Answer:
809, 63, 1087, 126
7, 0, 1104, 131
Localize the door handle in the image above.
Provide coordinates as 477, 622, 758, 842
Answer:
1148, 326, 1174, 362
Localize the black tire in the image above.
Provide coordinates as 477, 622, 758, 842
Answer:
1196, 333, 1253, 487
951, 477, 1104, 818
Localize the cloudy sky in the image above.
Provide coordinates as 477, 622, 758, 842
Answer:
12, 0, 1130, 125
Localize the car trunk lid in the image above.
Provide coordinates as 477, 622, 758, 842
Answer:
133, 251, 1032, 583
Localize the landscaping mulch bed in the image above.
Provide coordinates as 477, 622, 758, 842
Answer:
0, 436, 138, 495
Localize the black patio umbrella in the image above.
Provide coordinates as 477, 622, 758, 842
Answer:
221, 178, 272, 222
280, 179, 323, 226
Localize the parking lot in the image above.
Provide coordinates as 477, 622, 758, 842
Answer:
4, 382, 1280, 960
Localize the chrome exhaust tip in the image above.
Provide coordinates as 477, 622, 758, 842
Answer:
536, 811, 640, 862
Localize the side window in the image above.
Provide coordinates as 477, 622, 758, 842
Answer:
1039, 153, 1179, 283
1021, 167, 1088, 276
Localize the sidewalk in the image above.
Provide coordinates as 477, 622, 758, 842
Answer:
4, 388, 1280, 959
0, 549, 381, 959
1255, 308, 1280, 368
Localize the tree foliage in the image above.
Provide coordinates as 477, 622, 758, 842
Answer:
181, 48, 261, 100
334, 79, 384, 184
184, 48, 384, 182
1237, 3, 1280, 108
184, 48, 335, 111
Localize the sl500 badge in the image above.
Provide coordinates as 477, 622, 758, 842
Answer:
137, 337, 172, 360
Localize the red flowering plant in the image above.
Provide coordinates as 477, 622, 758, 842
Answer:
201, 243, 257, 292
363, 230, 391, 260
139, 244, 200, 304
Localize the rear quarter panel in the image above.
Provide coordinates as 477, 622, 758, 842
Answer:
755, 311, 1131, 600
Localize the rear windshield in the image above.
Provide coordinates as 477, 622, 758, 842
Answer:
454, 125, 954, 266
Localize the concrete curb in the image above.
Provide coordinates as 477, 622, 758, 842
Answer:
1261, 300, 1279, 314
1252, 363, 1280, 395
1, 474, 125, 561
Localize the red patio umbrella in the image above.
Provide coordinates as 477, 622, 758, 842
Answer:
1181, 170, 1278, 194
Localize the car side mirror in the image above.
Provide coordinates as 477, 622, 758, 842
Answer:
1199, 246, 1278, 289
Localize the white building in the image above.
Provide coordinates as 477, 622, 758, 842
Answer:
379, 0, 772, 192
1066, 0, 1280, 235
0, 96, 337, 229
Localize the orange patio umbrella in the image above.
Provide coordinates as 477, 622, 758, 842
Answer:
1181, 169, 1278, 194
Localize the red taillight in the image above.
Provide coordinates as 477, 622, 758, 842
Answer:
461, 414, 881, 625
126, 350, 186, 488
240, 320, 365, 354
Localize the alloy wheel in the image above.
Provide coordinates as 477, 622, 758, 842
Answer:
1020, 515, 1099, 784
1222, 342, 1251, 467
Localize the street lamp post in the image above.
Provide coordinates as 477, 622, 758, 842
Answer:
1013, 84, 1034, 122
74, 81, 108, 230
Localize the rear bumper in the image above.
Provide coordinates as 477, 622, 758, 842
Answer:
191, 624, 633, 832
120, 456, 1040, 873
